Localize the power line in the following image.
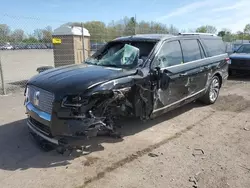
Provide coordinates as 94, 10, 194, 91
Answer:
0, 13, 68, 23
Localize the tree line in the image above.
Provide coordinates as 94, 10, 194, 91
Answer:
1, 17, 250, 44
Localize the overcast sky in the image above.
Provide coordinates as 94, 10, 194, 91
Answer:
0, 0, 249, 33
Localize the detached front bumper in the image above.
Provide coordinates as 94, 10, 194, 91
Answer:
27, 119, 59, 145
25, 101, 107, 147
25, 102, 60, 145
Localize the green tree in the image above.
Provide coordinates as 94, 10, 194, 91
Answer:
218, 31, 226, 37
124, 17, 136, 36
196, 25, 217, 34
42, 26, 52, 43
244, 24, 250, 34
244, 24, 250, 40
22, 36, 39, 43
84, 21, 107, 43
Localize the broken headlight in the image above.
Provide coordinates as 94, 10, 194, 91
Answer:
24, 86, 29, 104
61, 95, 88, 108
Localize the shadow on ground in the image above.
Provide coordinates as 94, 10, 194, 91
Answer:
0, 101, 203, 171
228, 72, 250, 82
8, 80, 28, 88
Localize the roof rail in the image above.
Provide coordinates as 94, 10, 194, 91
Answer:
178, 32, 217, 37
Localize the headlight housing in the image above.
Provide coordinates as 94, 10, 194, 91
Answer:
61, 95, 88, 108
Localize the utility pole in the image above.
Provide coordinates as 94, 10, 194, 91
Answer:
81, 22, 86, 62
134, 14, 137, 35
0, 57, 6, 95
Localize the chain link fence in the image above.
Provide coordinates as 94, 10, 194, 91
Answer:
0, 14, 240, 95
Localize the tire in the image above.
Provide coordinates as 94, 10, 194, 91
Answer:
199, 75, 220, 105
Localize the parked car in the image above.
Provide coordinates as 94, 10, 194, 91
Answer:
229, 43, 250, 75
0, 44, 14, 50
24, 33, 229, 151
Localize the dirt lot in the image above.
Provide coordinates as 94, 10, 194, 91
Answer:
0, 75, 250, 188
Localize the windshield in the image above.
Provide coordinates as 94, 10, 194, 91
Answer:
85, 41, 156, 68
236, 44, 250, 53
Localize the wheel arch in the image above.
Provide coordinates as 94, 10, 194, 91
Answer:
213, 72, 223, 88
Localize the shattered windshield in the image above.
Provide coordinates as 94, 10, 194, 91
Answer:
85, 44, 139, 68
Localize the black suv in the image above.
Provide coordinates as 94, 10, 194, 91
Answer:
24, 33, 229, 147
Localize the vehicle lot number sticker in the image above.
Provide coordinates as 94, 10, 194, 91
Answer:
52, 38, 62, 44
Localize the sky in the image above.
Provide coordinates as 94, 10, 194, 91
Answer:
0, 0, 250, 34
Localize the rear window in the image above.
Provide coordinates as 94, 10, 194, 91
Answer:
180, 39, 202, 62
202, 38, 226, 57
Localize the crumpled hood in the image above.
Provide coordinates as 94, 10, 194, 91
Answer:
229, 53, 250, 60
27, 64, 137, 95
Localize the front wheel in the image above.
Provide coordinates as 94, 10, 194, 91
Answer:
199, 76, 220, 104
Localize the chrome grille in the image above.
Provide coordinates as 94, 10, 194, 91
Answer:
27, 85, 54, 114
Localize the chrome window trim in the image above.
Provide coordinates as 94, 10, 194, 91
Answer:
160, 53, 228, 70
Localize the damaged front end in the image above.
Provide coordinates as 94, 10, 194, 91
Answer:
58, 87, 133, 139
25, 42, 155, 152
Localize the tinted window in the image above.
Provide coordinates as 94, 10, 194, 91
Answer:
202, 38, 226, 57
154, 40, 183, 68
180, 40, 202, 62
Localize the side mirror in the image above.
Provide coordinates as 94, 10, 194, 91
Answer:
160, 71, 170, 90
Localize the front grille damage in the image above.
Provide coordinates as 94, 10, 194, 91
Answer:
64, 88, 133, 138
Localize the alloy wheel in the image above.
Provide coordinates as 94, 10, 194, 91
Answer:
209, 77, 220, 102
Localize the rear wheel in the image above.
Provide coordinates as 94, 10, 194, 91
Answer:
200, 76, 220, 104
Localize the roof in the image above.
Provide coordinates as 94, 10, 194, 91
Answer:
53, 25, 90, 36
114, 34, 173, 41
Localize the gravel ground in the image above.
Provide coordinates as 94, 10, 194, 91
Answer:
0, 75, 249, 188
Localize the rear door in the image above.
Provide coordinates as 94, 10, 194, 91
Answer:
179, 39, 208, 95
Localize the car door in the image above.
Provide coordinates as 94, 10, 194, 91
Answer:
151, 40, 191, 113
179, 39, 208, 96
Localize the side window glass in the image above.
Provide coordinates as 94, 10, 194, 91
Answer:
154, 40, 183, 68
202, 39, 226, 57
180, 39, 202, 63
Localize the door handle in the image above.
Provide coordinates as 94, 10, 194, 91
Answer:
179, 72, 188, 77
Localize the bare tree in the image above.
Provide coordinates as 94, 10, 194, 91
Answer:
11, 29, 25, 42
33, 29, 43, 41
0, 24, 11, 42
